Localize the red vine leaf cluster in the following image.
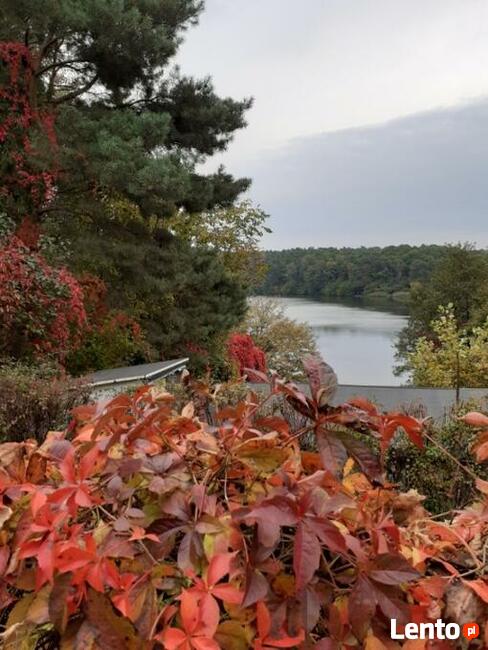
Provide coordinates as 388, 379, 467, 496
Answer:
0, 42, 58, 219
0, 362, 487, 647
0, 236, 86, 361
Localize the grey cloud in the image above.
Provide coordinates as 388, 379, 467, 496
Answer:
236, 101, 488, 248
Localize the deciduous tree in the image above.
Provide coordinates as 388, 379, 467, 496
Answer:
168, 200, 270, 288
244, 297, 318, 380
407, 305, 488, 388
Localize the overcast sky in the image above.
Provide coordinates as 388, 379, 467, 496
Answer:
177, 0, 488, 248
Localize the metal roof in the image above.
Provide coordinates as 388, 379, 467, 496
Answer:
85, 358, 189, 388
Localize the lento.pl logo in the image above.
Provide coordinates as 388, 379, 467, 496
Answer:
391, 619, 480, 641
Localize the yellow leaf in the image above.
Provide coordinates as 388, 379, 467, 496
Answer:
343, 457, 355, 477
215, 620, 254, 650
7, 593, 35, 628
237, 439, 290, 473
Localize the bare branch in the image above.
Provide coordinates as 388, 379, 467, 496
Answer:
52, 74, 99, 104
37, 58, 86, 76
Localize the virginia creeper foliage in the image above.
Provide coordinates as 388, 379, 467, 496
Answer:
0, 43, 57, 219
1, 358, 488, 647
0, 236, 86, 361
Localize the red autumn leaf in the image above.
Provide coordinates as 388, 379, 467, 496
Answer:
347, 397, 378, 415
234, 496, 298, 548
337, 431, 383, 481
254, 601, 305, 649
306, 516, 346, 553
293, 521, 321, 591
30, 491, 47, 516
160, 590, 220, 650
465, 579, 488, 603
242, 567, 269, 608
368, 554, 420, 585
302, 354, 338, 406
207, 553, 235, 586
348, 575, 377, 639
378, 414, 424, 451
316, 428, 348, 477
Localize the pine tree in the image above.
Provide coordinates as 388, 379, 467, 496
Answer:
0, 1, 253, 368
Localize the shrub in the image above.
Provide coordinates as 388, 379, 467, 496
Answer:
387, 405, 488, 513
0, 236, 86, 362
227, 332, 266, 378
63, 273, 151, 375
1, 357, 488, 647
66, 311, 151, 375
0, 361, 88, 443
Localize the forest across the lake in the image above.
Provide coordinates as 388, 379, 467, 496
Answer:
256, 244, 453, 301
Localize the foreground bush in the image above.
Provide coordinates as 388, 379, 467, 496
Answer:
1, 358, 488, 648
387, 409, 488, 514
0, 362, 89, 443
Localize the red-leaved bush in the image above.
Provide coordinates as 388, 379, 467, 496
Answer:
1, 357, 488, 648
0, 236, 86, 361
65, 273, 149, 374
227, 333, 266, 378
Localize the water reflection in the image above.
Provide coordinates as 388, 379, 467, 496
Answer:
259, 296, 408, 386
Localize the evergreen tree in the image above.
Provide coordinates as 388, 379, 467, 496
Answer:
0, 0, 251, 222
0, 1, 252, 369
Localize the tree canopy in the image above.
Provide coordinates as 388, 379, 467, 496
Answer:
395, 244, 488, 374
256, 245, 448, 301
1, 0, 252, 221
407, 305, 488, 388
0, 0, 254, 372
244, 297, 317, 380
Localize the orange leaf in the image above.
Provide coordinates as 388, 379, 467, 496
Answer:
179, 590, 200, 636
462, 412, 488, 427
465, 579, 488, 603
365, 635, 388, 650
207, 553, 234, 587
475, 478, 488, 494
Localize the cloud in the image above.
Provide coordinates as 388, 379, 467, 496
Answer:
238, 100, 488, 248
179, 0, 488, 156
176, 1, 488, 248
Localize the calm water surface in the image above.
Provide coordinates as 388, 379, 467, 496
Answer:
265, 296, 408, 386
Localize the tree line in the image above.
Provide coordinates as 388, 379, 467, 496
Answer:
256, 245, 451, 301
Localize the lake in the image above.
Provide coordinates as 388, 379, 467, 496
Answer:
262, 296, 408, 386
